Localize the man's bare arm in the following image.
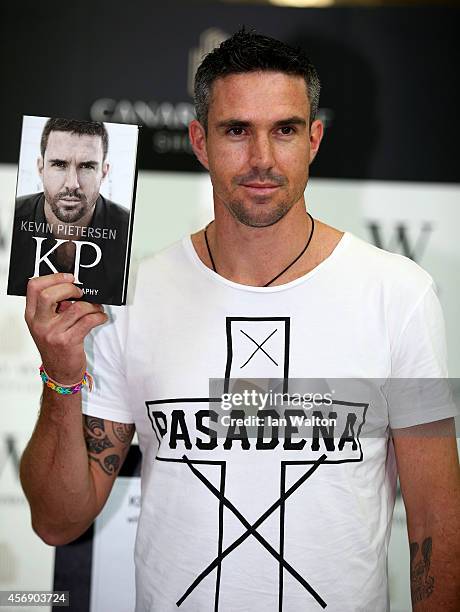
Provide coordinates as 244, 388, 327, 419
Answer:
20, 273, 133, 545
20, 398, 134, 545
393, 418, 460, 611
84, 415, 135, 512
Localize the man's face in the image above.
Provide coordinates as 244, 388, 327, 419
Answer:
38, 131, 108, 224
190, 71, 323, 227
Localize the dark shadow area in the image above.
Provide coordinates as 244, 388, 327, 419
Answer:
1, 5, 457, 178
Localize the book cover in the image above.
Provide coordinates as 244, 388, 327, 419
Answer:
7, 115, 139, 305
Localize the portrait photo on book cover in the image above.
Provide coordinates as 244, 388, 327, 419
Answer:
7, 115, 139, 305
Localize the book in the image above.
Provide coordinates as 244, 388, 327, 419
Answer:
7, 115, 139, 306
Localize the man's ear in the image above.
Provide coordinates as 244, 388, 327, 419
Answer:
101, 161, 110, 180
189, 120, 209, 170
309, 119, 324, 165
37, 156, 44, 178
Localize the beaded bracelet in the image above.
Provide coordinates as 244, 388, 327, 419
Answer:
39, 365, 94, 395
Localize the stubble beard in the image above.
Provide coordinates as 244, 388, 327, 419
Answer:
223, 169, 307, 228
226, 197, 294, 228
226, 182, 307, 228
45, 188, 97, 224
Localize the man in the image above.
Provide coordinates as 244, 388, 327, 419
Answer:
20, 30, 459, 611
7, 118, 130, 304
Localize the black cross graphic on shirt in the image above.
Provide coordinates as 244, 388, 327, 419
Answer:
147, 317, 366, 610
150, 317, 326, 610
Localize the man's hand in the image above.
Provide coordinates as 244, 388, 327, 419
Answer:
25, 272, 108, 383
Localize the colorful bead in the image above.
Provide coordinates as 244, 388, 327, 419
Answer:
39, 365, 93, 395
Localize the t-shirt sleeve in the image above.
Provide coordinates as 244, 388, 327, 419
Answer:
81, 306, 135, 424
387, 281, 459, 428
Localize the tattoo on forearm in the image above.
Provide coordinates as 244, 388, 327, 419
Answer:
84, 416, 133, 476
86, 432, 114, 454
112, 422, 132, 444
410, 536, 434, 604
98, 454, 120, 475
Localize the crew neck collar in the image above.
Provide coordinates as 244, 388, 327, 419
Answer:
182, 231, 352, 293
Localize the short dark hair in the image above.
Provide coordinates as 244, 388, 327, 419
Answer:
194, 28, 321, 131
40, 118, 109, 160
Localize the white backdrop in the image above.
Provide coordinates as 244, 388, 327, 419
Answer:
1, 164, 459, 611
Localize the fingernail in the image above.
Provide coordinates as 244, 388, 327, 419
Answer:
63, 273, 74, 280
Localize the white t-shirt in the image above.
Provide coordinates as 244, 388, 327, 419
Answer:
83, 232, 456, 612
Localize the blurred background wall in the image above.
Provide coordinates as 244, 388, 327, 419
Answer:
0, 1, 458, 611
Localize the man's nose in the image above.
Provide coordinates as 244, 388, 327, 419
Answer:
248, 134, 275, 170
63, 165, 80, 191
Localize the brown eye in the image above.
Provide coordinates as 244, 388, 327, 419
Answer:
228, 127, 245, 136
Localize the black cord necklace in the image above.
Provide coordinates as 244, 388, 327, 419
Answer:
204, 212, 315, 287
